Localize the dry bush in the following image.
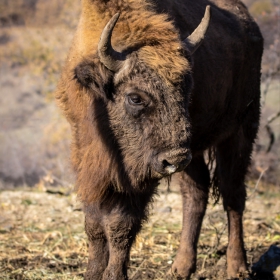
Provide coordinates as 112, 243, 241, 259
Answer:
0, 1, 80, 188
250, 0, 272, 18
0, 0, 80, 28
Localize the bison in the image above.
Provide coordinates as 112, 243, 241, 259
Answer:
55, 0, 263, 279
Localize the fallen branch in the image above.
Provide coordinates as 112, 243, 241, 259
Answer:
265, 110, 280, 152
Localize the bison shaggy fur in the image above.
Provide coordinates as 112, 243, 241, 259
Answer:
55, 0, 263, 279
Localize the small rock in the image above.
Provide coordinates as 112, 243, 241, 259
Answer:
157, 206, 172, 213
0, 214, 14, 232
216, 255, 226, 268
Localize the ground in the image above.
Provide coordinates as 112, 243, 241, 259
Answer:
0, 181, 280, 280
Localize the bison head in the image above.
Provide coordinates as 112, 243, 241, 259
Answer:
74, 7, 210, 193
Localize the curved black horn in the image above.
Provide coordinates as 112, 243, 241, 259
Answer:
98, 13, 125, 72
183, 5, 211, 55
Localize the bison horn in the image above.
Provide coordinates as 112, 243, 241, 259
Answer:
184, 5, 211, 55
98, 13, 125, 72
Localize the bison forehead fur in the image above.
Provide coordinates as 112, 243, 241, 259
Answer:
55, 0, 263, 279
108, 60, 192, 179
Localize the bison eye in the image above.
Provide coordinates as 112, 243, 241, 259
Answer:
127, 94, 144, 106
125, 91, 152, 117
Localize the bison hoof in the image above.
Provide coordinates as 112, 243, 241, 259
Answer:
169, 258, 196, 279
227, 248, 247, 279
84, 270, 103, 280
102, 268, 127, 280
227, 261, 248, 279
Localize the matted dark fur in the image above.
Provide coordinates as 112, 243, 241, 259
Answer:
55, 0, 263, 279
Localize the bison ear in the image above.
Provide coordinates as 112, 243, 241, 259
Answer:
74, 60, 114, 100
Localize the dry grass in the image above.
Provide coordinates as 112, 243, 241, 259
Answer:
0, 181, 280, 279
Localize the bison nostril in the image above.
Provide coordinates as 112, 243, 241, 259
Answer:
162, 160, 177, 174
162, 160, 170, 169
155, 150, 192, 176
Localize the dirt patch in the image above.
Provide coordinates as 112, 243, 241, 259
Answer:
0, 182, 280, 279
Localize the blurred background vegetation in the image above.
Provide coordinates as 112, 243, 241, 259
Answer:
0, 0, 279, 189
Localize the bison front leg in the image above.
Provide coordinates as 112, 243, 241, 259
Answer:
84, 205, 109, 280
84, 199, 144, 280
101, 191, 152, 280
171, 155, 209, 279
102, 214, 140, 280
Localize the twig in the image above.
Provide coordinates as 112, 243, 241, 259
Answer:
130, 259, 146, 279
261, 75, 272, 106
41, 166, 73, 188
208, 216, 227, 255
247, 167, 267, 199
265, 124, 275, 153
265, 111, 280, 152
267, 111, 280, 125
200, 255, 208, 273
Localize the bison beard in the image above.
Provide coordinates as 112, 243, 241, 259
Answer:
55, 0, 263, 279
